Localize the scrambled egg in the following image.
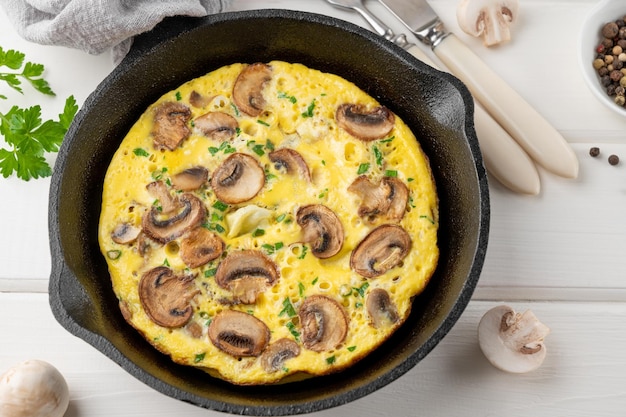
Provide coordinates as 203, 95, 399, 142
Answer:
98, 61, 439, 385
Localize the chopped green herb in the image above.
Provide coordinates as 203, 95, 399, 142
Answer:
355, 302, 363, 308
251, 143, 265, 156
133, 147, 150, 157
321, 160, 326, 166
385, 169, 398, 177
163, 258, 170, 267
106, 249, 122, 260
194, 352, 206, 363
301, 99, 316, 118
278, 91, 297, 103
357, 163, 370, 175
298, 245, 308, 260
420, 215, 435, 224
212, 200, 228, 211
275, 213, 287, 223
312, 276, 319, 285
230, 102, 240, 117
318, 188, 328, 199
298, 282, 305, 298
353, 282, 369, 297
407, 177, 414, 182
175, 91, 182, 101
151, 167, 168, 180
326, 355, 336, 365
204, 268, 217, 278
347, 346, 357, 352
373, 145, 384, 166
379, 136, 395, 143
275, 242, 284, 250
265, 139, 275, 151
279, 297, 297, 318
257, 119, 270, 127
252, 228, 265, 237
209, 141, 236, 156
286, 321, 300, 341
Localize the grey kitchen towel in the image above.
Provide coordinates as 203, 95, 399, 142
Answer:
1, 0, 231, 62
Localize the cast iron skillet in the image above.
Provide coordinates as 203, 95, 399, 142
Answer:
48, 9, 489, 416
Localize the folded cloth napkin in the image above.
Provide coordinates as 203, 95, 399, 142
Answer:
1, 0, 231, 62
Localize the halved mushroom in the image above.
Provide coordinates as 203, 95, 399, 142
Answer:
296, 205, 344, 259
171, 166, 208, 191
211, 153, 265, 204
268, 148, 311, 181
478, 305, 550, 373
141, 193, 206, 244
232, 63, 272, 117
189, 90, 213, 108
139, 266, 199, 328
194, 111, 239, 141
457, 0, 519, 47
111, 222, 141, 244
350, 224, 411, 278
152, 101, 192, 150
348, 176, 409, 223
298, 295, 349, 352
208, 309, 270, 357
180, 227, 225, 269
335, 104, 395, 142
215, 250, 279, 304
260, 338, 301, 373
366, 288, 399, 328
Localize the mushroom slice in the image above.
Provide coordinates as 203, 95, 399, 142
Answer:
189, 90, 213, 108
180, 227, 225, 269
111, 222, 141, 244
457, 0, 518, 47
366, 288, 400, 328
139, 266, 199, 328
298, 295, 349, 352
232, 63, 272, 117
335, 104, 395, 142
260, 338, 301, 373
268, 148, 311, 181
384, 177, 410, 222
194, 111, 239, 141
349, 176, 408, 222
215, 250, 279, 304
478, 305, 550, 373
296, 205, 344, 259
151, 101, 192, 150
208, 309, 270, 357
211, 153, 265, 204
141, 193, 206, 244
146, 180, 180, 213
350, 224, 411, 278
171, 166, 209, 191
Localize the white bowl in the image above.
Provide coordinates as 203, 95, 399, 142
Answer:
579, 0, 626, 117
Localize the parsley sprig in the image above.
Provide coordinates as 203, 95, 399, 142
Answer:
0, 46, 78, 181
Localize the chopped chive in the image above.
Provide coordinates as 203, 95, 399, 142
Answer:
133, 147, 149, 157
204, 268, 217, 277
252, 143, 265, 156
212, 201, 228, 211
230, 102, 240, 117
194, 352, 206, 363
279, 298, 297, 318
163, 258, 170, 267
278, 91, 297, 103
373, 145, 383, 166
298, 282, 305, 297
407, 178, 415, 182
326, 355, 336, 365
298, 245, 308, 259
357, 163, 370, 175
106, 249, 122, 260
175, 91, 182, 101
347, 346, 357, 352
301, 99, 316, 118
420, 215, 435, 224
257, 119, 270, 127
379, 136, 395, 143
252, 228, 265, 237
312, 276, 319, 285
265, 139, 275, 151
275, 213, 287, 223
385, 169, 398, 177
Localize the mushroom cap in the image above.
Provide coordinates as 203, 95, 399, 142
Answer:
298, 295, 349, 352
268, 148, 311, 181
194, 111, 239, 141
215, 250, 279, 304
146, 180, 179, 213
139, 266, 199, 328
350, 224, 412, 278
232, 63, 272, 117
210, 152, 265, 204
260, 338, 301, 373
141, 193, 206, 244
180, 227, 225, 269
366, 288, 400, 328
348, 176, 409, 223
335, 103, 395, 142
0, 359, 69, 417
478, 305, 550, 373
457, 0, 519, 46
151, 101, 191, 150
296, 204, 344, 259
208, 309, 271, 357
111, 222, 141, 244
171, 166, 209, 191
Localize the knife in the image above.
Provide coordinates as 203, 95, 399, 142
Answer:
326, 0, 540, 194
377, 0, 578, 179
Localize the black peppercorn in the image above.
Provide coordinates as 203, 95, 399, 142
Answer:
608, 154, 620, 165
589, 147, 600, 157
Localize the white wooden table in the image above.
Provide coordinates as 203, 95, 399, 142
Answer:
2, 1, 625, 415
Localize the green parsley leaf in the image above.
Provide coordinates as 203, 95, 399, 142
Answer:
301, 99, 316, 118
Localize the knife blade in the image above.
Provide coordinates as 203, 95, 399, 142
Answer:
325, 0, 540, 194
377, 0, 579, 179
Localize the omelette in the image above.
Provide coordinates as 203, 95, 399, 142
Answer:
98, 61, 439, 385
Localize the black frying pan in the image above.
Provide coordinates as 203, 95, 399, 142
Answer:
48, 9, 489, 415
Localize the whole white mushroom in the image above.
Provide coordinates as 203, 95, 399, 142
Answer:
0, 359, 69, 417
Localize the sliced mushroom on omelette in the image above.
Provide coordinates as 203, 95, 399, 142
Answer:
98, 61, 439, 385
